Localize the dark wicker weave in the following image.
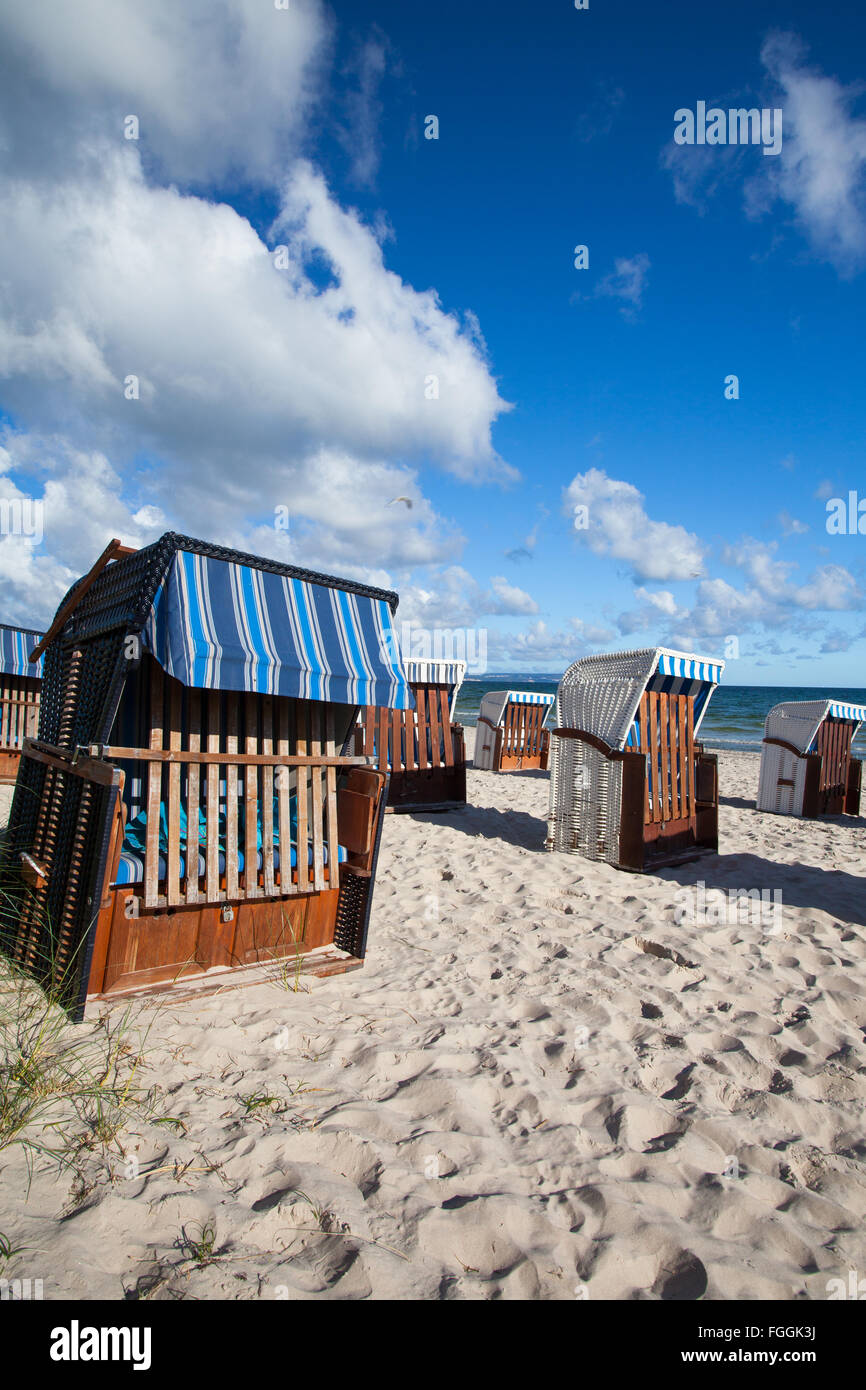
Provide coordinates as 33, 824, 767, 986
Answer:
0, 534, 399, 1016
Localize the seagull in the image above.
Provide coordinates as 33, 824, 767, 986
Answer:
387, 496, 413, 509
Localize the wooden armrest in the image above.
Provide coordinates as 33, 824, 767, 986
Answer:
337, 786, 376, 855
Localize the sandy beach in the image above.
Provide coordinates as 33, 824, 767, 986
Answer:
1, 738, 865, 1301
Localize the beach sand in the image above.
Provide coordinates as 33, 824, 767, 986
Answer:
1, 741, 865, 1301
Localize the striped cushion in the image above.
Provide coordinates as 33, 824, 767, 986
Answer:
113, 840, 346, 887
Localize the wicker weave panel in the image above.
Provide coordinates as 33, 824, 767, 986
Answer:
763, 701, 832, 755
756, 741, 807, 815
547, 736, 622, 864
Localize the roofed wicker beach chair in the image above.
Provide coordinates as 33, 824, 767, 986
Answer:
354, 659, 467, 812
756, 699, 864, 818
0, 623, 44, 782
474, 690, 555, 771
547, 648, 724, 871
0, 535, 413, 1018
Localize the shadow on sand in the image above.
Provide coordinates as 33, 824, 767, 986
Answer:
656, 850, 866, 929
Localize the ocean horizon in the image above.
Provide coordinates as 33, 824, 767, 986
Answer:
454, 678, 866, 755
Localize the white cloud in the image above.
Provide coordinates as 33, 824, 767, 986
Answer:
594, 253, 651, 315
489, 577, 539, 615
0, 436, 170, 623
616, 586, 686, 636
0, 0, 329, 187
0, 153, 511, 493
778, 510, 808, 536
337, 36, 389, 189
396, 567, 540, 631
660, 31, 866, 275
564, 468, 706, 582
633, 586, 681, 616
485, 620, 591, 668
792, 564, 861, 611
755, 31, 866, 273
0, 3, 515, 622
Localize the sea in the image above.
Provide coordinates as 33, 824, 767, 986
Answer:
454, 677, 866, 756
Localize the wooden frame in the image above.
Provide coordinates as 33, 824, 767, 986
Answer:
356, 681, 466, 812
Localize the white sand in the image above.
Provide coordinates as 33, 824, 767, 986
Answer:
1, 742, 865, 1300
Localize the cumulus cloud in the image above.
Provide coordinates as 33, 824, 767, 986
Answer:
0, 0, 329, 187
489, 577, 540, 615
585, 513, 864, 655
616, 586, 687, 636
0, 435, 170, 623
0, 154, 511, 491
564, 469, 706, 582
820, 628, 862, 654
396, 568, 540, 631
0, 2, 515, 621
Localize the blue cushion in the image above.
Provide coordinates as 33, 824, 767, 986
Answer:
113, 827, 346, 887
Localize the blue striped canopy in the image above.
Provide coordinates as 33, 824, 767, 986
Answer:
829, 701, 866, 722
505, 691, 555, 706
655, 652, 723, 683
403, 659, 466, 693
143, 550, 413, 708
0, 624, 44, 677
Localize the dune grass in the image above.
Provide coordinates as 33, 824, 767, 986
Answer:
0, 950, 167, 1187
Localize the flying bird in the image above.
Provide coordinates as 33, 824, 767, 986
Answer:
387, 496, 413, 509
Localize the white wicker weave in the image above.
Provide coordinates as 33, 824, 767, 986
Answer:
756, 699, 865, 816
547, 647, 724, 865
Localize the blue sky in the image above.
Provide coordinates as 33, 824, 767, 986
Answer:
0, 0, 864, 683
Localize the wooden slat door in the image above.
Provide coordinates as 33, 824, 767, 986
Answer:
499, 701, 548, 769
634, 691, 696, 830
816, 718, 853, 815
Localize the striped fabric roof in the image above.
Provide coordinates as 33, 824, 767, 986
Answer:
655, 652, 723, 683
403, 659, 466, 693
143, 550, 413, 709
478, 689, 556, 730
503, 690, 555, 706
829, 701, 866, 722
0, 623, 44, 678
